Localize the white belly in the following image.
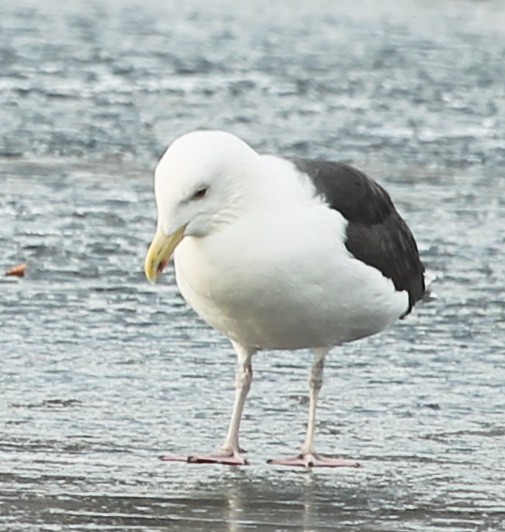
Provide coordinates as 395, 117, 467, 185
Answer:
173, 206, 408, 350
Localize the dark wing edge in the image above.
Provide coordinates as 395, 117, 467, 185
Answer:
289, 158, 426, 315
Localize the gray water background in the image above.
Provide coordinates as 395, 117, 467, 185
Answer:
1, 0, 505, 530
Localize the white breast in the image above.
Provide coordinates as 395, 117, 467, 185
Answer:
173, 200, 408, 350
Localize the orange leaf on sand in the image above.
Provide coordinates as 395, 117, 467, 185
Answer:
5, 263, 27, 277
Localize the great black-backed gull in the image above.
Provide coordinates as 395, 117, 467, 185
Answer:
144, 130, 426, 468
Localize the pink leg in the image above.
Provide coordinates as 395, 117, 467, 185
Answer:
160, 343, 255, 466
268, 348, 360, 468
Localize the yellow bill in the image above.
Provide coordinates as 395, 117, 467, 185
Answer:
144, 224, 186, 284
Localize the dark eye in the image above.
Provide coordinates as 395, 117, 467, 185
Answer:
191, 186, 208, 200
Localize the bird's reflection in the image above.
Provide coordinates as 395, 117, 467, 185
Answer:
198, 470, 321, 531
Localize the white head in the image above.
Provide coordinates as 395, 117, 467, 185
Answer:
144, 130, 259, 283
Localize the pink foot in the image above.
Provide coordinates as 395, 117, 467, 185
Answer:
160, 449, 249, 466
267, 452, 360, 468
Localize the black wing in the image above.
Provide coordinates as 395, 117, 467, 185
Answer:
290, 158, 426, 315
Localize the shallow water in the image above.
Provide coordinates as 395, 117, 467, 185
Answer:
1, 0, 505, 530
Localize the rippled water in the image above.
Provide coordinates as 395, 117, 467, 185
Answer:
1, 0, 505, 530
